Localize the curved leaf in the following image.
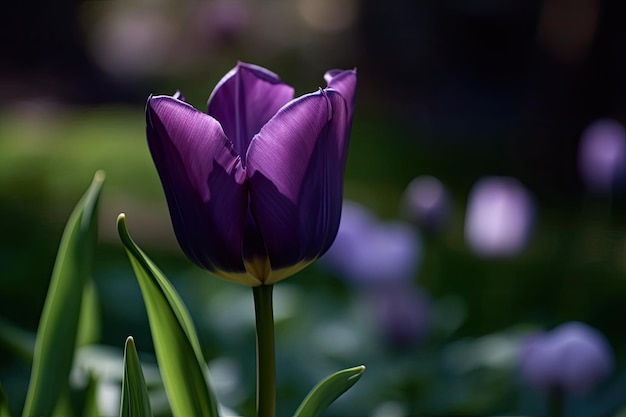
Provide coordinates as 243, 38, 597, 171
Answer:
117, 214, 220, 417
292, 365, 365, 417
22, 171, 105, 417
120, 336, 153, 417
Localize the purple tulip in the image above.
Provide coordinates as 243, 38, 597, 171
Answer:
519, 322, 613, 394
146, 62, 356, 286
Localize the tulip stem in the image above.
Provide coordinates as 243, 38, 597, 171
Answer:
253, 284, 276, 417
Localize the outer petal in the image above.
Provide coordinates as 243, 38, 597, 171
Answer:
324, 69, 357, 117
246, 89, 351, 284
207, 62, 295, 164
146, 95, 259, 285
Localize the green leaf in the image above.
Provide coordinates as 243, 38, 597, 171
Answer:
0, 384, 12, 417
292, 365, 365, 417
82, 373, 100, 417
117, 214, 220, 417
77, 279, 101, 348
120, 337, 153, 417
22, 171, 105, 417
51, 391, 73, 417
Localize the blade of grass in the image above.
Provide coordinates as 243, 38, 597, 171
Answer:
117, 214, 220, 417
292, 365, 365, 417
22, 171, 105, 417
120, 336, 153, 417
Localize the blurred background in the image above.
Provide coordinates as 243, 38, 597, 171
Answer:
2, 0, 626, 415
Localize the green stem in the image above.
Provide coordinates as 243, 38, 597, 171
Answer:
253, 284, 276, 417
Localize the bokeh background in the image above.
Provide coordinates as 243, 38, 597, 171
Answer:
2, 0, 626, 416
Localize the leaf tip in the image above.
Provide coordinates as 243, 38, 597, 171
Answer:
93, 170, 106, 183
117, 213, 127, 233
124, 335, 135, 349
117, 214, 135, 250
348, 365, 365, 380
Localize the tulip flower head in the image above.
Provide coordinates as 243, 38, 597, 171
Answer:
146, 62, 356, 286
519, 322, 613, 395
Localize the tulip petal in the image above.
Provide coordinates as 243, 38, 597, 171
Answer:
324, 69, 357, 116
146, 95, 251, 280
207, 62, 295, 164
246, 89, 350, 283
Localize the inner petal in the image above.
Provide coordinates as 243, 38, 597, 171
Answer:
207, 62, 294, 166
242, 208, 271, 282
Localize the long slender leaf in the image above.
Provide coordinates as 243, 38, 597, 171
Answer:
0, 384, 12, 417
22, 171, 105, 417
292, 365, 365, 417
120, 336, 153, 417
51, 390, 73, 417
117, 214, 220, 417
82, 373, 100, 417
77, 279, 101, 348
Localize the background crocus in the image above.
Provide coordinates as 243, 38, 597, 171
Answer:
146, 62, 356, 286
464, 176, 535, 259
519, 322, 613, 395
372, 285, 431, 349
324, 200, 423, 287
324, 201, 430, 347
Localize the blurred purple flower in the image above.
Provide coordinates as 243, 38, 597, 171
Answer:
464, 177, 535, 258
519, 322, 613, 394
146, 62, 356, 286
324, 201, 422, 287
189, 0, 250, 44
89, 8, 176, 77
402, 175, 452, 235
373, 285, 431, 348
578, 118, 626, 195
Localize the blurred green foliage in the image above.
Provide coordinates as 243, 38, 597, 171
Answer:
1, 104, 626, 416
